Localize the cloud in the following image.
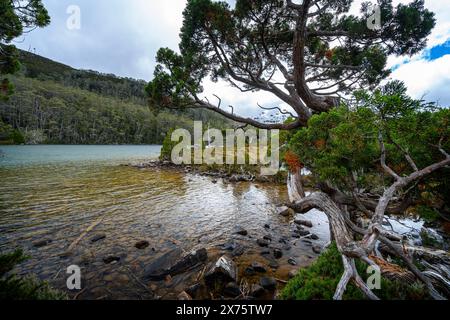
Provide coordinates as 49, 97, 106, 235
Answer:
12, 0, 450, 116
389, 54, 450, 106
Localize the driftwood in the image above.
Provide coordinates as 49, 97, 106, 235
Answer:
63, 214, 107, 256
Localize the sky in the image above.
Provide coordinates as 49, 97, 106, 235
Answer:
14, 0, 450, 117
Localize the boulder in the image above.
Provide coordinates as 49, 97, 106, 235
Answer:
312, 245, 322, 254
135, 240, 150, 249
309, 234, 319, 240
224, 282, 241, 297
277, 206, 294, 217
251, 262, 267, 273
264, 224, 271, 229
260, 277, 277, 291
263, 235, 272, 242
250, 284, 266, 298
294, 219, 313, 228
204, 256, 237, 287
144, 248, 207, 280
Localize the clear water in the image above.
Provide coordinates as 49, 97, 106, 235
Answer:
0, 145, 329, 300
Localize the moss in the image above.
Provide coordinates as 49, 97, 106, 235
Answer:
0, 249, 67, 300
281, 243, 430, 300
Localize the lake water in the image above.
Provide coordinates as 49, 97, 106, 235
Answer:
0, 145, 330, 300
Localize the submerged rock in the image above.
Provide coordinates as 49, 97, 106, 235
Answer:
234, 227, 248, 236
90, 234, 106, 243
33, 239, 52, 248
103, 256, 121, 264
204, 255, 237, 287
257, 239, 270, 247
273, 248, 283, 259
135, 240, 150, 249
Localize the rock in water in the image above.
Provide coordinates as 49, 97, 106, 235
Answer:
204, 256, 237, 287
224, 282, 241, 297
103, 256, 121, 264
144, 248, 207, 280
273, 249, 283, 259
257, 239, 270, 247
234, 227, 248, 236
312, 245, 322, 254
251, 262, 267, 273
260, 277, 277, 291
250, 284, 266, 298
90, 234, 106, 243
135, 240, 150, 249
32, 239, 52, 248
277, 206, 294, 217
294, 219, 313, 228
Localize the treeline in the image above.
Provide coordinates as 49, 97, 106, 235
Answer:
0, 50, 231, 145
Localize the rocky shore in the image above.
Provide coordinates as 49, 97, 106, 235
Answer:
126, 160, 287, 184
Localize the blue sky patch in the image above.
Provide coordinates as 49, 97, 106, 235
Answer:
427, 39, 450, 61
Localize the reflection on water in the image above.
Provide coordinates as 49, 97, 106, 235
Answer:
0, 145, 330, 300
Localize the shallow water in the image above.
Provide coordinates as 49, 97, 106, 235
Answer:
0, 145, 330, 299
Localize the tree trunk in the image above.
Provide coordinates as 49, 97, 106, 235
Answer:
287, 168, 306, 203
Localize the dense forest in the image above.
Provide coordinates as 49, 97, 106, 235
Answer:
0, 50, 231, 145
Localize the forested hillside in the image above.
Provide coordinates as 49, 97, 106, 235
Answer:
0, 50, 231, 145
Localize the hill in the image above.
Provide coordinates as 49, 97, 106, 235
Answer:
0, 50, 232, 145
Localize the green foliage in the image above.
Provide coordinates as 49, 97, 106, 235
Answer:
0, 0, 50, 99
0, 119, 23, 144
416, 205, 440, 223
290, 81, 450, 202
147, 0, 435, 110
0, 51, 232, 145
160, 128, 179, 161
0, 249, 66, 300
281, 243, 429, 300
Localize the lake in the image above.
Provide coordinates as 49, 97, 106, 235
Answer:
0, 145, 330, 299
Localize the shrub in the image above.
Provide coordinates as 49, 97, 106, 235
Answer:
281, 243, 429, 300
0, 249, 67, 300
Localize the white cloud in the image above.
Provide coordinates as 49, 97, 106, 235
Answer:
389, 54, 450, 106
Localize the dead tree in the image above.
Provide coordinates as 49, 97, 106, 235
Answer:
290, 133, 450, 300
